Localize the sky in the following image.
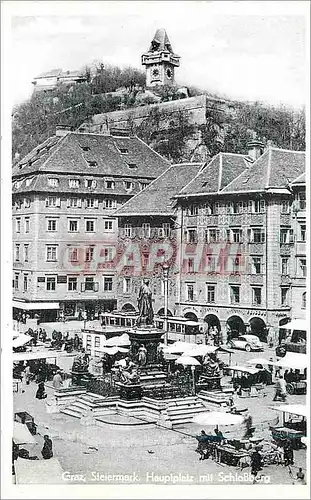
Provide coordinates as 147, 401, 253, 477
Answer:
4, 1, 309, 108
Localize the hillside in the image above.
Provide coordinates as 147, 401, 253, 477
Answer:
12, 63, 305, 164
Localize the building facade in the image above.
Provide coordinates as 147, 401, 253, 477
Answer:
12, 127, 169, 321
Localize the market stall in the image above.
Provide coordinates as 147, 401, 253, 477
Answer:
269, 404, 307, 449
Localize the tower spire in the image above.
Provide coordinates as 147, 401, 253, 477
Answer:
142, 29, 180, 88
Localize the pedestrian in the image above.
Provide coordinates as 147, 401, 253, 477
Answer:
294, 467, 305, 484
52, 370, 63, 390
275, 361, 281, 379
243, 413, 254, 439
24, 363, 32, 385
36, 381, 47, 399
283, 438, 294, 466
273, 375, 287, 402
196, 430, 210, 460
73, 334, 80, 351
268, 358, 274, 377
41, 435, 53, 459
251, 449, 263, 482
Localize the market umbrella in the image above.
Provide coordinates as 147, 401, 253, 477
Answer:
165, 341, 197, 354
183, 345, 217, 357
247, 358, 271, 366
104, 333, 130, 347
13, 334, 32, 349
193, 411, 244, 426
281, 319, 307, 330
175, 355, 201, 366
13, 422, 37, 445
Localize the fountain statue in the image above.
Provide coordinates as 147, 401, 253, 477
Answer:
136, 279, 154, 327
198, 353, 222, 390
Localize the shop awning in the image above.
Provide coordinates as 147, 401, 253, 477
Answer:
227, 365, 260, 374
269, 404, 307, 418
13, 351, 58, 362
13, 334, 32, 348
15, 457, 64, 484
13, 422, 37, 445
12, 301, 60, 310
273, 352, 308, 370
281, 319, 307, 331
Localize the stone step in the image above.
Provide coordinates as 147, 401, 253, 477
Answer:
166, 407, 207, 418
60, 407, 83, 419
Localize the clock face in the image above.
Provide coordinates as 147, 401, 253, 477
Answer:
152, 68, 159, 78
166, 68, 172, 79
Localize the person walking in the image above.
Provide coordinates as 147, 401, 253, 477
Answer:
251, 449, 263, 482
41, 435, 53, 459
273, 375, 287, 402
36, 381, 47, 399
24, 363, 32, 385
283, 439, 294, 466
52, 370, 63, 390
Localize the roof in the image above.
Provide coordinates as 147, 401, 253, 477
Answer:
149, 28, 173, 53
179, 153, 251, 197
34, 68, 62, 79
114, 162, 204, 217
12, 133, 170, 191
291, 171, 306, 185
177, 148, 305, 197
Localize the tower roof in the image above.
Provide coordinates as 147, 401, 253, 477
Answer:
149, 28, 173, 53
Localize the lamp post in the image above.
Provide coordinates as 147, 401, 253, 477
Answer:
162, 263, 170, 345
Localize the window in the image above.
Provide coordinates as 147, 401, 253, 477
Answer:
85, 220, 95, 232
25, 218, 30, 233
15, 244, 20, 262
280, 227, 294, 244
15, 199, 22, 209
85, 247, 94, 262
48, 178, 59, 187
86, 198, 99, 208
16, 218, 21, 233
25, 177, 34, 187
281, 287, 289, 305
281, 200, 291, 213
162, 223, 171, 238
47, 219, 57, 232
46, 197, 60, 207
230, 285, 240, 304
123, 277, 132, 294
69, 248, 78, 262
188, 258, 194, 273
302, 292, 306, 309
205, 228, 220, 243
102, 247, 114, 261
84, 277, 94, 291
124, 181, 133, 191
46, 245, 57, 261
119, 147, 128, 154
206, 255, 216, 273
24, 198, 31, 208
252, 287, 262, 305
248, 227, 265, 243
251, 256, 262, 274
23, 275, 28, 292
299, 224, 306, 242
124, 224, 132, 237
297, 192, 306, 210
228, 228, 242, 243
95, 336, 100, 348
206, 284, 215, 303
68, 220, 79, 232
105, 180, 115, 189
103, 276, 113, 292
299, 259, 307, 277
86, 335, 92, 350
127, 163, 137, 169
68, 277, 77, 291
142, 223, 151, 238
14, 273, 19, 291
68, 198, 82, 208
189, 205, 198, 216
140, 182, 148, 191
85, 179, 97, 189
251, 199, 265, 213
46, 277, 56, 291
281, 257, 289, 275
104, 220, 113, 232
187, 229, 197, 243
186, 283, 194, 301
24, 244, 29, 262
231, 255, 241, 273
205, 203, 219, 215
69, 179, 80, 188
87, 161, 97, 167
105, 199, 117, 209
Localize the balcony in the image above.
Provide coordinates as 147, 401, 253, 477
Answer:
249, 274, 264, 285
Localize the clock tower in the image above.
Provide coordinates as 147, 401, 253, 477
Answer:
141, 29, 180, 88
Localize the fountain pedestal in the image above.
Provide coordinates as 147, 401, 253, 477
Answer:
127, 326, 164, 367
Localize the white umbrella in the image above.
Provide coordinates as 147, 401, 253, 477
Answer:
114, 359, 127, 367
104, 333, 130, 347
13, 334, 32, 349
281, 319, 307, 331
165, 341, 197, 354
184, 345, 217, 357
175, 355, 201, 366
13, 422, 37, 445
193, 411, 244, 426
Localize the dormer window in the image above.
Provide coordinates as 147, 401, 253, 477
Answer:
127, 163, 137, 169
69, 179, 80, 188
48, 178, 59, 187
140, 182, 148, 191
25, 177, 34, 187
124, 181, 133, 191
85, 179, 97, 189
119, 148, 128, 154
81, 146, 90, 152
87, 160, 97, 167
105, 180, 115, 189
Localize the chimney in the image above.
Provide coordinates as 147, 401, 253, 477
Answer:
247, 139, 264, 161
56, 125, 73, 137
